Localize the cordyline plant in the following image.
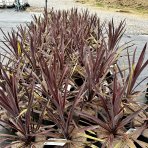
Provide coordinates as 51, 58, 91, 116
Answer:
0, 9, 147, 148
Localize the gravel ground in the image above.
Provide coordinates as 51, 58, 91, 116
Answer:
96, 0, 148, 10
21, 0, 148, 35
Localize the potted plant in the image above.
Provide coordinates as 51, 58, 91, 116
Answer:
0, 9, 147, 148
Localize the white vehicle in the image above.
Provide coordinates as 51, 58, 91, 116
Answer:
0, 0, 14, 7
0, 0, 4, 7
0, 0, 29, 9
18, 0, 28, 5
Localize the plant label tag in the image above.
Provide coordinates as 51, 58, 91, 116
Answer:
44, 138, 67, 146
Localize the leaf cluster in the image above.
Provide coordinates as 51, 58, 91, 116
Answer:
0, 9, 147, 148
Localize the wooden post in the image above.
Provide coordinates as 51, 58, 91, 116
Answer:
45, 0, 47, 10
